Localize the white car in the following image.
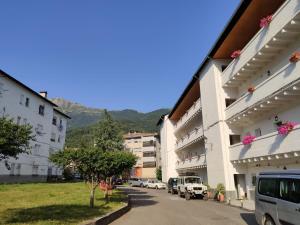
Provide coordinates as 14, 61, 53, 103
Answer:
141, 179, 152, 188
128, 178, 144, 187
177, 176, 207, 200
147, 180, 166, 189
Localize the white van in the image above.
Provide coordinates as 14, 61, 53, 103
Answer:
255, 170, 300, 225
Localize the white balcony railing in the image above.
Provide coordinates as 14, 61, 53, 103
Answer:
230, 126, 300, 163
176, 154, 206, 170
174, 99, 201, 132
175, 127, 204, 151
226, 61, 300, 122
142, 156, 156, 163
222, 0, 300, 87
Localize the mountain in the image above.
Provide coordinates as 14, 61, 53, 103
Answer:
51, 98, 170, 147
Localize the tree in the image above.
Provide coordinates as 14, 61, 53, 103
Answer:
0, 117, 34, 166
156, 167, 162, 181
94, 110, 124, 151
50, 147, 136, 208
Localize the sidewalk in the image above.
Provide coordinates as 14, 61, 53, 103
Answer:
227, 199, 255, 211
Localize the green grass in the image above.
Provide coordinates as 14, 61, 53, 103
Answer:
0, 182, 126, 225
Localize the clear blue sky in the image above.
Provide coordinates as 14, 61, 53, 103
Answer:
0, 0, 239, 112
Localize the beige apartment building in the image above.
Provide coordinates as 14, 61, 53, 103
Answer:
124, 132, 158, 179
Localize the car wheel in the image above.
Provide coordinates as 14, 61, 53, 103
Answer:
155, 186, 158, 189
140, 183, 143, 188
171, 189, 174, 195
185, 191, 191, 200
264, 216, 275, 225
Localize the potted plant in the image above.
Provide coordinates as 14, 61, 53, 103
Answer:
247, 86, 255, 93
216, 183, 225, 202
278, 121, 298, 135
274, 115, 283, 127
242, 135, 256, 145
260, 15, 272, 28
289, 52, 300, 63
231, 50, 241, 59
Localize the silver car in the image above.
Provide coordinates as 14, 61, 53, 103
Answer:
255, 170, 300, 225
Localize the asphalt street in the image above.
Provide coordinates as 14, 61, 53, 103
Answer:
111, 186, 258, 225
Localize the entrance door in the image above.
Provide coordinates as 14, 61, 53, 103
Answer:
234, 174, 247, 199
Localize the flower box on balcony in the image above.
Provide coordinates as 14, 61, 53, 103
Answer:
289, 52, 300, 63
230, 50, 241, 59
248, 87, 255, 93
260, 15, 272, 28
242, 135, 256, 145
277, 121, 298, 135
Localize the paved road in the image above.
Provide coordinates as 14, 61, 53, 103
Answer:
111, 186, 258, 225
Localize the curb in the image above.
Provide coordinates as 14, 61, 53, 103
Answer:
83, 194, 131, 225
206, 199, 254, 212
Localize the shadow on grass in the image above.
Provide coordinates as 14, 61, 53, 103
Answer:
3, 204, 111, 224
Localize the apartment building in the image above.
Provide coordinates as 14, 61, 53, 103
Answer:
123, 132, 158, 179
159, 0, 300, 201
0, 70, 70, 183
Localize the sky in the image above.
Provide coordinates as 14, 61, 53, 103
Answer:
0, 0, 240, 112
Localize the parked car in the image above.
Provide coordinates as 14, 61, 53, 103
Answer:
147, 180, 166, 189
115, 178, 123, 185
255, 170, 300, 225
128, 178, 144, 187
167, 177, 178, 194
141, 179, 152, 188
177, 176, 207, 200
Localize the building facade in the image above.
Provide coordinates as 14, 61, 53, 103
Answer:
159, 0, 300, 201
124, 132, 158, 179
0, 70, 70, 183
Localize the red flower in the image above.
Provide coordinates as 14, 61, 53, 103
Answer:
242, 135, 256, 145
248, 87, 255, 93
260, 15, 272, 28
231, 50, 241, 59
289, 52, 300, 63
278, 121, 298, 135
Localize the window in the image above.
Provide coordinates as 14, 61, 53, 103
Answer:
16, 116, 21, 125
58, 135, 61, 143
10, 163, 15, 175
221, 65, 228, 72
52, 116, 57, 125
143, 151, 156, 157
33, 144, 41, 155
258, 178, 278, 197
19, 94, 24, 105
38, 105, 45, 116
229, 135, 241, 145
16, 164, 21, 176
36, 124, 43, 136
279, 179, 300, 203
25, 98, 30, 107
252, 175, 257, 186
23, 118, 28, 125
143, 161, 156, 168
50, 133, 56, 142
255, 128, 262, 137
225, 98, 237, 107
143, 140, 155, 147
32, 165, 38, 176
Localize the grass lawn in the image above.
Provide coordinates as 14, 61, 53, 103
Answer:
0, 182, 126, 225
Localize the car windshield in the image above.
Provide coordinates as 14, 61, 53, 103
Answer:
185, 177, 201, 184
172, 179, 178, 185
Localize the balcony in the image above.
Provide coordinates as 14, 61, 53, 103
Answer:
227, 65, 300, 125
175, 127, 204, 151
230, 126, 300, 164
143, 156, 156, 163
174, 98, 201, 132
176, 154, 206, 171
222, 0, 300, 87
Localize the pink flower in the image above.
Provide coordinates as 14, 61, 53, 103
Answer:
242, 135, 256, 145
231, 50, 241, 59
260, 15, 272, 28
278, 121, 298, 135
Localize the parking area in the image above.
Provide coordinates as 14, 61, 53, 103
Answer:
111, 186, 258, 225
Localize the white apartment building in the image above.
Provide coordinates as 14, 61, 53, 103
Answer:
159, 0, 300, 201
0, 70, 70, 183
124, 132, 158, 179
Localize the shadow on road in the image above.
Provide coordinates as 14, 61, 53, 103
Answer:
240, 213, 258, 225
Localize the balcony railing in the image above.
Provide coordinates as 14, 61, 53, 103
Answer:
176, 154, 206, 170
175, 127, 204, 151
142, 156, 156, 163
230, 126, 300, 164
226, 66, 300, 125
174, 98, 201, 132
222, 0, 300, 87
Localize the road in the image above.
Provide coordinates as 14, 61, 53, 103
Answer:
111, 186, 258, 225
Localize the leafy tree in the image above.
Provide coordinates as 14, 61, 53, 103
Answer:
94, 110, 124, 151
50, 147, 136, 208
156, 167, 162, 181
0, 117, 34, 166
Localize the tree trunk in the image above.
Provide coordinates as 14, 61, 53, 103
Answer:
90, 189, 95, 208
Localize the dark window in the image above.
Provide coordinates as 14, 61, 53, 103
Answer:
143, 151, 156, 157
255, 128, 262, 137
225, 98, 236, 107
229, 135, 241, 145
39, 105, 45, 116
25, 98, 30, 107
258, 178, 278, 198
221, 65, 228, 72
143, 140, 155, 147
52, 117, 57, 125
143, 161, 156, 168
252, 175, 257, 186
279, 179, 300, 203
